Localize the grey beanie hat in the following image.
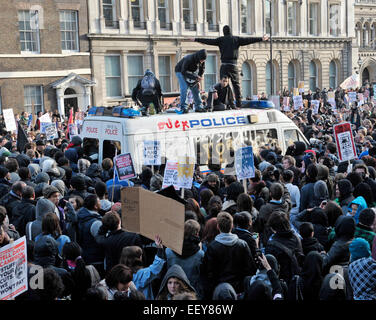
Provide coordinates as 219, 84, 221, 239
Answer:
42, 185, 60, 199
35, 172, 50, 184
51, 180, 66, 197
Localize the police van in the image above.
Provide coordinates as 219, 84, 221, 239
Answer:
80, 103, 309, 174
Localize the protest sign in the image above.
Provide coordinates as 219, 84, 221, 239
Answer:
252, 95, 259, 101
162, 160, 179, 190
334, 122, 357, 162
121, 187, 185, 255
293, 95, 303, 110
348, 92, 357, 103
235, 146, 255, 180
358, 93, 364, 106
115, 153, 136, 180
3, 109, 17, 132
143, 141, 161, 166
328, 98, 337, 112
0, 236, 28, 300
311, 100, 320, 114
293, 88, 299, 96
328, 92, 335, 100
44, 123, 58, 140
270, 95, 280, 110
298, 81, 305, 93
283, 97, 290, 111
340, 73, 360, 90
39, 113, 51, 123
177, 156, 195, 189
68, 123, 78, 137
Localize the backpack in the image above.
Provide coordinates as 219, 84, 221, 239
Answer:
266, 240, 303, 284
141, 74, 156, 96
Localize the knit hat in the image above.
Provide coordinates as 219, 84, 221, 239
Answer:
70, 175, 86, 191
358, 208, 376, 227
349, 237, 371, 263
35, 172, 50, 184
43, 185, 60, 199
51, 180, 66, 197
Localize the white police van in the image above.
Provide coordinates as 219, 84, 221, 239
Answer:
80, 103, 308, 174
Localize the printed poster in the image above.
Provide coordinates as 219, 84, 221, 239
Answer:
177, 156, 195, 189
235, 146, 255, 180
334, 122, 357, 162
115, 153, 136, 180
162, 160, 179, 190
143, 141, 161, 166
0, 237, 28, 300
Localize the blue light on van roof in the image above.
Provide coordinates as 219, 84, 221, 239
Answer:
88, 107, 97, 115
242, 100, 275, 109
120, 108, 141, 118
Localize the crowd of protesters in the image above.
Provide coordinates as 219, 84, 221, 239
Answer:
1, 80, 376, 301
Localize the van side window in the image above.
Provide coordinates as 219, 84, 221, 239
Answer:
165, 138, 190, 162
103, 140, 121, 160
83, 138, 99, 162
255, 129, 278, 151
284, 129, 299, 150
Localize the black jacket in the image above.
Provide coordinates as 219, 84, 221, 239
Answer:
95, 228, 143, 272
301, 237, 325, 256
175, 49, 206, 79
0, 178, 11, 198
195, 34, 263, 64
202, 233, 256, 295
11, 198, 36, 236
0, 191, 22, 220
232, 227, 257, 259
210, 82, 235, 108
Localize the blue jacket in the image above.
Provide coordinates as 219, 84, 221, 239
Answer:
132, 255, 165, 300
77, 207, 104, 264
347, 196, 368, 224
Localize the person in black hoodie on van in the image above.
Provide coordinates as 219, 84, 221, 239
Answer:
175, 49, 207, 113
192, 25, 269, 108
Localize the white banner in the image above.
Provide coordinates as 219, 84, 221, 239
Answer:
3, 109, 17, 132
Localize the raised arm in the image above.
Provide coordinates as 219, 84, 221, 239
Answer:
194, 37, 220, 46
238, 36, 264, 47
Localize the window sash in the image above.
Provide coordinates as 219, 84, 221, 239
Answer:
158, 56, 171, 92
183, 0, 194, 25
242, 63, 253, 97
287, 2, 297, 36
18, 10, 40, 53
60, 11, 79, 52
24, 86, 43, 113
105, 55, 122, 97
309, 3, 318, 35
240, 0, 249, 34
204, 55, 217, 90
131, 0, 143, 23
206, 0, 216, 26
128, 55, 144, 93
329, 4, 340, 36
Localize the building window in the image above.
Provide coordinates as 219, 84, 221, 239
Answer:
24, 86, 43, 113
158, 56, 171, 92
183, 0, 195, 30
103, 0, 118, 28
309, 2, 319, 36
265, 0, 272, 35
240, 0, 251, 34
309, 61, 318, 91
329, 60, 338, 89
60, 11, 79, 52
128, 55, 144, 94
363, 27, 368, 47
242, 62, 253, 98
287, 1, 297, 36
266, 61, 277, 95
204, 55, 217, 90
158, 0, 170, 29
105, 55, 122, 98
131, 0, 144, 28
206, 0, 217, 31
329, 4, 340, 36
18, 10, 40, 53
288, 62, 297, 91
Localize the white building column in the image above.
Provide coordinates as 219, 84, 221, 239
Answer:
83, 86, 92, 110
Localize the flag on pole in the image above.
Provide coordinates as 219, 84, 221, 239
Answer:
340, 73, 360, 90
66, 108, 74, 140
16, 121, 28, 153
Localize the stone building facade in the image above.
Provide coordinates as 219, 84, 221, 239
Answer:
0, 0, 94, 117
87, 0, 355, 107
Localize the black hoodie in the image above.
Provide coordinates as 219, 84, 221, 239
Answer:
195, 26, 263, 64
175, 49, 207, 79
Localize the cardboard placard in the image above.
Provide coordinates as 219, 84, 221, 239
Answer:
143, 141, 161, 166
0, 236, 28, 300
3, 109, 17, 132
298, 81, 304, 93
177, 156, 195, 189
162, 160, 179, 190
115, 153, 136, 180
235, 146, 255, 180
121, 187, 185, 255
311, 100, 320, 114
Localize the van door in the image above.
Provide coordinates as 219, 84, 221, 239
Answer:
282, 127, 308, 151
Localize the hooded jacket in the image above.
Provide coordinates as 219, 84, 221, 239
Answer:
319, 273, 347, 300
322, 216, 355, 271
313, 180, 329, 207
347, 196, 368, 224
212, 282, 237, 300
338, 179, 354, 215
202, 232, 256, 296
131, 69, 163, 102
11, 198, 36, 237
194, 26, 263, 65
165, 235, 204, 298
0, 191, 22, 220
26, 198, 55, 241
175, 49, 206, 79
156, 264, 196, 300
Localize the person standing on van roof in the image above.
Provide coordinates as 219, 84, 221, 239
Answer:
175, 49, 207, 114
191, 26, 269, 109
131, 69, 163, 116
